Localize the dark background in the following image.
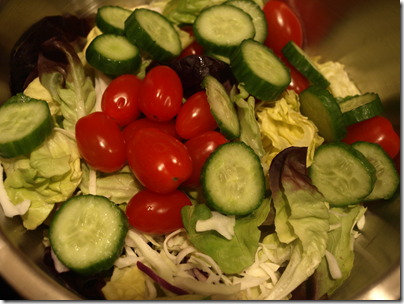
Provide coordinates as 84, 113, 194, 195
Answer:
0, 275, 23, 300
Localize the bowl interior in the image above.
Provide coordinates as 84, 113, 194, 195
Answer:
0, 0, 400, 300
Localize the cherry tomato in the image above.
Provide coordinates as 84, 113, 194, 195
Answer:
183, 131, 228, 187
126, 128, 193, 193
138, 66, 183, 122
277, 54, 309, 94
126, 189, 192, 234
101, 74, 142, 127
76, 112, 126, 173
341, 116, 400, 159
122, 117, 181, 143
175, 91, 218, 140
263, 0, 303, 55
178, 26, 204, 59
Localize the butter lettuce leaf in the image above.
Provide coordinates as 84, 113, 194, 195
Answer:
181, 197, 271, 274
257, 91, 324, 168
24, 77, 61, 116
1, 130, 82, 229
102, 265, 147, 300
314, 60, 361, 98
231, 84, 265, 159
311, 204, 367, 299
38, 37, 96, 134
79, 163, 144, 205
265, 146, 329, 300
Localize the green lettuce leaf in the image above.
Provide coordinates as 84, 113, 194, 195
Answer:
231, 84, 265, 159
265, 146, 329, 300
38, 37, 96, 134
181, 197, 271, 274
79, 163, 144, 204
1, 130, 82, 229
311, 204, 367, 299
102, 265, 147, 300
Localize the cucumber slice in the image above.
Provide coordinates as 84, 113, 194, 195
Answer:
203, 49, 231, 64
200, 142, 265, 216
201, 75, 240, 140
351, 141, 399, 201
0, 93, 53, 158
299, 85, 347, 143
49, 195, 128, 276
86, 34, 142, 77
309, 142, 377, 207
224, 0, 268, 43
95, 6, 132, 35
125, 8, 182, 62
337, 93, 384, 126
193, 5, 255, 57
282, 40, 330, 89
231, 39, 290, 101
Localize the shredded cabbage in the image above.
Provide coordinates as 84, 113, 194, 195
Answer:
102, 227, 292, 300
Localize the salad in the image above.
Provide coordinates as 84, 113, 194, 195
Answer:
0, 0, 400, 300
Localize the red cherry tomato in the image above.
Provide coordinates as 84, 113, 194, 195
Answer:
277, 54, 309, 94
126, 189, 192, 234
101, 74, 142, 127
183, 131, 228, 187
126, 128, 193, 193
76, 112, 126, 173
122, 117, 181, 143
175, 91, 218, 140
341, 116, 400, 159
138, 66, 183, 122
263, 0, 303, 55
178, 26, 204, 59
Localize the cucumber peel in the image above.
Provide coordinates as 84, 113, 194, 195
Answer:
299, 85, 347, 143
0, 93, 53, 158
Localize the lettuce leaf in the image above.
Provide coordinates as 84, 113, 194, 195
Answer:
38, 37, 96, 134
181, 197, 271, 274
257, 91, 324, 168
310, 205, 367, 299
1, 130, 82, 229
265, 146, 329, 300
102, 265, 147, 300
79, 163, 144, 205
231, 84, 265, 159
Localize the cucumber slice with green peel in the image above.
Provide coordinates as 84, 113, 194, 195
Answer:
193, 5, 255, 57
299, 85, 347, 143
95, 6, 132, 35
203, 49, 230, 64
49, 195, 128, 276
0, 93, 53, 158
200, 142, 265, 216
336, 93, 384, 126
309, 142, 377, 207
351, 141, 399, 201
125, 8, 182, 62
282, 40, 330, 89
201, 75, 240, 140
224, 0, 268, 43
230, 39, 291, 101
86, 34, 142, 77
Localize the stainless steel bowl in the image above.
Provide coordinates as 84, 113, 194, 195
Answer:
0, 0, 400, 300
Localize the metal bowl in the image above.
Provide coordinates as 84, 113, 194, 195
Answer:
0, 0, 400, 300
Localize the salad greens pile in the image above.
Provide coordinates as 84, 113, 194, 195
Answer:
0, 0, 378, 301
